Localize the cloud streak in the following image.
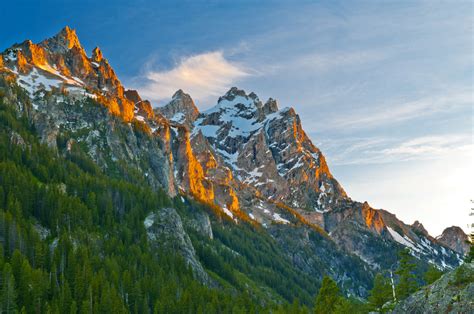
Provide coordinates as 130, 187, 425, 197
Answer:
136, 51, 250, 106
324, 90, 472, 130
290, 50, 386, 72
320, 134, 472, 166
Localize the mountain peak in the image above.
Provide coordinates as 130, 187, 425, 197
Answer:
40, 26, 83, 53
0, 26, 138, 122
92, 46, 103, 62
217, 87, 258, 102
263, 98, 279, 115
437, 226, 470, 255
439, 226, 467, 237
172, 89, 187, 99
213, 87, 264, 117
412, 220, 429, 237
156, 90, 200, 126
225, 86, 247, 98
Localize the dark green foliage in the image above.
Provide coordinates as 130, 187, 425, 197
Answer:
451, 265, 474, 286
313, 276, 343, 314
395, 249, 419, 300
466, 240, 474, 263
368, 273, 393, 311
424, 265, 443, 285
0, 263, 17, 313
192, 220, 320, 305
0, 92, 359, 312
0, 97, 267, 313
312, 276, 367, 314
1, 85, 446, 313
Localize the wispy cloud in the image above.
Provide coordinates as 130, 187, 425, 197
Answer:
136, 51, 250, 106
325, 90, 472, 130
291, 50, 386, 71
379, 135, 471, 159
320, 134, 472, 166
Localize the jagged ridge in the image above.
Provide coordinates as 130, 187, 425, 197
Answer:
0, 27, 465, 285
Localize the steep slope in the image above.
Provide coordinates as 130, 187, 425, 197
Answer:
392, 263, 474, 313
193, 87, 346, 212
2, 26, 139, 122
0, 26, 464, 299
186, 87, 463, 271
0, 95, 269, 312
0, 27, 373, 297
155, 89, 199, 128
0, 26, 214, 201
437, 226, 471, 255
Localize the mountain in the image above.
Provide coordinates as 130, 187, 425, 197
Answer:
437, 226, 471, 255
0, 26, 467, 306
3, 26, 140, 123
155, 89, 199, 129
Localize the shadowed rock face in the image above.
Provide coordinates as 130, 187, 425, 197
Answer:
437, 226, 471, 255
412, 220, 430, 238
144, 208, 212, 285
0, 27, 465, 292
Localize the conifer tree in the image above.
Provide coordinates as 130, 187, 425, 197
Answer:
368, 273, 393, 310
395, 249, 418, 300
1, 263, 17, 314
466, 200, 474, 263
314, 276, 341, 314
424, 265, 443, 284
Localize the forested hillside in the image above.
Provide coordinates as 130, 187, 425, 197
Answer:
0, 26, 470, 313
0, 95, 273, 313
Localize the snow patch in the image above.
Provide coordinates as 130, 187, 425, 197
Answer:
196, 124, 221, 138
17, 68, 63, 95
222, 207, 234, 219
272, 213, 290, 224
4, 50, 17, 62
144, 214, 155, 228
387, 227, 421, 252
170, 112, 186, 124
243, 168, 263, 184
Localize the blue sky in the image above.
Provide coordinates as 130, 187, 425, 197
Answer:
2, 0, 472, 235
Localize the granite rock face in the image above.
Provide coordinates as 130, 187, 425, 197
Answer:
0, 27, 466, 294
437, 226, 471, 256
392, 263, 474, 314
144, 208, 211, 284
3, 26, 136, 122
193, 87, 346, 212
155, 89, 199, 129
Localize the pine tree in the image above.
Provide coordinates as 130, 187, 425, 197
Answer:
1, 263, 17, 314
314, 276, 341, 314
466, 244, 474, 263
368, 273, 393, 310
424, 265, 443, 284
395, 249, 418, 300
466, 200, 474, 263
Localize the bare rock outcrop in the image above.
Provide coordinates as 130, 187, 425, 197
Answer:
437, 226, 471, 255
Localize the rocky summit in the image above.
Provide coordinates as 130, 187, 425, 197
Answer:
437, 226, 471, 255
0, 27, 468, 299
